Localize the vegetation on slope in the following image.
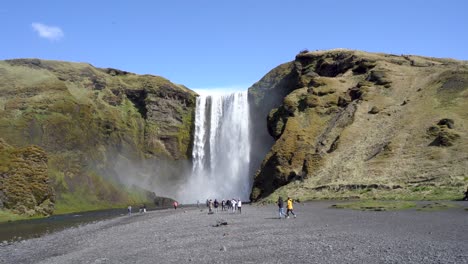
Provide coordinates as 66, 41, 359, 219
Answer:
0, 59, 196, 218
249, 50, 468, 202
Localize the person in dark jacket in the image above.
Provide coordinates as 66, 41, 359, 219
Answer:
463, 187, 468, 201
277, 197, 286, 219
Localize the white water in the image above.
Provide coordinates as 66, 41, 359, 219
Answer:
177, 91, 251, 203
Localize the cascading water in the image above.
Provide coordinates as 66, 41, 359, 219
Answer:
178, 91, 251, 203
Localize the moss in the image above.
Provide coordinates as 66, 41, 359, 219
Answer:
331, 201, 416, 211
176, 107, 195, 158
417, 202, 458, 211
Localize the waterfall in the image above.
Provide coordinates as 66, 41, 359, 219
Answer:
178, 91, 251, 203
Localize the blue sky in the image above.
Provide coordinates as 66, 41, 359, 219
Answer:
1, 1, 467, 90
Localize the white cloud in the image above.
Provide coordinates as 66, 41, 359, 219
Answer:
31, 22, 64, 41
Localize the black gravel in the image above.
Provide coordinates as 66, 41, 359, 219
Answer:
0, 202, 467, 264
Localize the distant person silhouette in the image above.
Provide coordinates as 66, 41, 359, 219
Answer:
221, 199, 226, 211
463, 188, 468, 201
173, 201, 178, 210
277, 197, 286, 219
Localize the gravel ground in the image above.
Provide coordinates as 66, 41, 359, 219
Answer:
0, 201, 467, 264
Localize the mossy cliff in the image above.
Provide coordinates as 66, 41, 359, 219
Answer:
0, 59, 196, 216
0, 139, 54, 216
249, 50, 468, 202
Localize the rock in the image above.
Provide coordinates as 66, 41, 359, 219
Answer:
430, 131, 460, 147
368, 106, 380, 114
367, 70, 392, 86
213, 220, 228, 227
437, 118, 455, 129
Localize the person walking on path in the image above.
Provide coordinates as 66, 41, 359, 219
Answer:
214, 199, 219, 212
286, 197, 296, 218
173, 201, 178, 210
221, 199, 226, 211
237, 199, 242, 214
231, 199, 237, 213
127, 205, 132, 215
209, 199, 214, 213
277, 197, 286, 219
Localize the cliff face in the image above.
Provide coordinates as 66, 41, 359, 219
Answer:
249, 50, 468, 201
0, 59, 196, 214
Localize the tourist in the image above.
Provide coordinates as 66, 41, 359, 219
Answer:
226, 199, 231, 211
286, 197, 296, 218
209, 199, 213, 213
464, 187, 468, 201
231, 198, 237, 213
214, 199, 219, 212
127, 205, 132, 215
143, 204, 147, 213
173, 201, 178, 210
221, 199, 226, 211
237, 199, 242, 214
277, 196, 286, 219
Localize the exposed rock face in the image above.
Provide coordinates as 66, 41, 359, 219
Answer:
0, 139, 55, 216
0, 59, 196, 214
249, 50, 468, 201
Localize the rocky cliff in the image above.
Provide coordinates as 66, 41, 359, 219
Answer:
249, 50, 468, 202
0, 59, 196, 215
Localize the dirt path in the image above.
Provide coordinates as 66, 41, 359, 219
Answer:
0, 202, 467, 264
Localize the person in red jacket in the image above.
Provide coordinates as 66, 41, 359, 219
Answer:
173, 201, 178, 210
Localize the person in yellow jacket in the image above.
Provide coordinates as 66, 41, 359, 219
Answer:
286, 197, 296, 218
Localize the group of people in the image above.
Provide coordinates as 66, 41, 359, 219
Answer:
277, 197, 296, 219
127, 204, 147, 215
205, 198, 242, 214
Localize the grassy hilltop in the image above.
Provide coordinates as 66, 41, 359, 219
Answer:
249, 49, 468, 202
0, 59, 196, 219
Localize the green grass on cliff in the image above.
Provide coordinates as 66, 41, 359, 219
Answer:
0, 59, 196, 219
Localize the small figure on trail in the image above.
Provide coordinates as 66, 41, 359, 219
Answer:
277, 196, 286, 219
286, 197, 296, 218
226, 199, 231, 210
206, 199, 209, 208
127, 205, 132, 215
463, 187, 468, 201
197, 200, 200, 208
221, 199, 226, 211
231, 199, 237, 213
143, 204, 147, 213
173, 201, 178, 210
237, 199, 242, 214
209, 199, 214, 213
214, 199, 219, 212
